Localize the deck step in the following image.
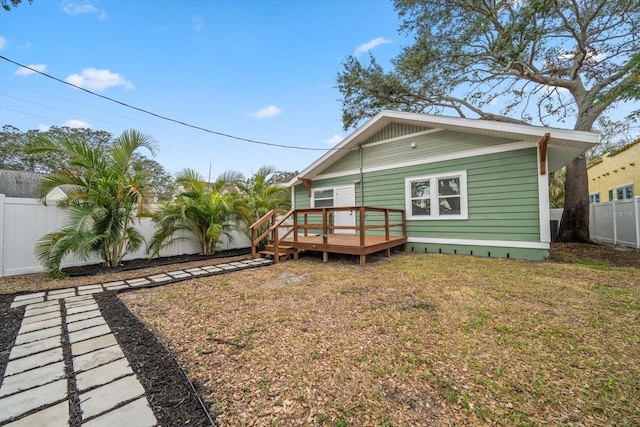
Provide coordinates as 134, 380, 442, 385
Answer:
259, 250, 292, 262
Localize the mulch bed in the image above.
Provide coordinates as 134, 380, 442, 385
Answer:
62, 248, 250, 276
0, 294, 24, 386
95, 291, 215, 426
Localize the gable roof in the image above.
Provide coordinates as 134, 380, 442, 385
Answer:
291, 110, 599, 184
0, 169, 43, 198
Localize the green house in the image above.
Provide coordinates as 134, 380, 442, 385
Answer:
288, 111, 598, 261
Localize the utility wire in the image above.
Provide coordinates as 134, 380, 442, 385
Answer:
0, 55, 343, 151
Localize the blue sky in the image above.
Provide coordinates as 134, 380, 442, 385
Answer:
0, 0, 403, 178
1, 1, 637, 180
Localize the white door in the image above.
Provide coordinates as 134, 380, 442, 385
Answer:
333, 185, 356, 234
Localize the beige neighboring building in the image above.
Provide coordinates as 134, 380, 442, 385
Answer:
587, 140, 639, 203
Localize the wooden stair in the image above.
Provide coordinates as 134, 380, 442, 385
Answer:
259, 245, 295, 262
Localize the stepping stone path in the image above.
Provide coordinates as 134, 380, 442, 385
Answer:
1, 258, 273, 426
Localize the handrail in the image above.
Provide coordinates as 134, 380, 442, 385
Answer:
250, 206, 406, 262
249, 209, 289, 230
249, 208, 295, 260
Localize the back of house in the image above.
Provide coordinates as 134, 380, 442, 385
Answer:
289, 111, 598, 261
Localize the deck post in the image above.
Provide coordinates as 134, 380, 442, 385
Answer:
251, 227, 256, 259
360, 254, 366, 265
384, 209, 390, 240
359, 207, 365, 247
323, 251, 328, 262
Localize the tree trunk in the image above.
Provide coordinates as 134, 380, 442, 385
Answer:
556, 154, 592, 243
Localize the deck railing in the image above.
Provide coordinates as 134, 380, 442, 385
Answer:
249, 206, 406, 262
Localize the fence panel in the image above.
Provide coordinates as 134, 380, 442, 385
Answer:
0, 197, 250, 277
589, 197, 639, 248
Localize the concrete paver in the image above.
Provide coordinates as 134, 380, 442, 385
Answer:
14, 325, 62, 345
4, 347, 64, 376
0, 361, 65, 397
82, 397, 156, 427
0, 379, 67, 423
21, 310, 60, 324
73, 344, 125, 373
9, 336, 61, 360
79, 375, 146, 419
70, 333, 118, 356
68, 324, 111, 343
18, 316, 61, 334
66, 303, 99, 315
4, 400, 69, 427
2, 257, 273, 426
14, 326, 62, 345
66, 316, 106, 332
10, 296, 44, 309
75, 358, 133, 392
66, 309, 102, 323
24, 303, 60, 317
14, 292, 45, 301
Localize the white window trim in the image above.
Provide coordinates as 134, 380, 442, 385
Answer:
405, 170, 468, 220
311, 186, 335, 208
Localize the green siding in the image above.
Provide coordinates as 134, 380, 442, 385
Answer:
406, 243, 548, 261
321, 130, 517, 175
295, 148, 541, 244
362, 123, 430, 144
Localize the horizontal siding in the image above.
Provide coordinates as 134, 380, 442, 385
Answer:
295, 147, 541, 243
361, 130, 516, 171
322, 130, 518, 176
322, 150, 361, 175
361, 148, 540, 242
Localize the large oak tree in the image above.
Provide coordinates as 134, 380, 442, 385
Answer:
337, 0, 639, 242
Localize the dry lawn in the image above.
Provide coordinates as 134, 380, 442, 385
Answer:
120, 250, 640, 426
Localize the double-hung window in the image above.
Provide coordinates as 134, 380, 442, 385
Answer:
312, 189, 334, 208
406, 171, 468, 220
616, 184, 634, 200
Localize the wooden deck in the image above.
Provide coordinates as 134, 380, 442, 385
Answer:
249, 206, 406, 265
282, 233, 407, 264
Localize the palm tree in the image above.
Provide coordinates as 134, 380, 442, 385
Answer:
27, 130, 157, 277
148, 168, 248, 256
236, 166, 291, 249
238, 165, 290, 225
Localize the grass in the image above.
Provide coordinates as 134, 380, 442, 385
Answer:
121, 252, 640, 426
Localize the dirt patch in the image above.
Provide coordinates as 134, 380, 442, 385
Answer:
551, 242, 640, 268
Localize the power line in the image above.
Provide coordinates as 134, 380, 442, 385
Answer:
0, 55, 342, 152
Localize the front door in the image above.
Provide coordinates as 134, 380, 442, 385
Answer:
333, 185, 356, 234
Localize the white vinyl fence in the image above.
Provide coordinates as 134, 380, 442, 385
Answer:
550, 197, 640, 248
589, 197, 640, 248
0, 195, 250, 277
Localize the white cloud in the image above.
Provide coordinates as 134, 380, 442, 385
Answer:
63, 119, 91, 129
14, 64, 47, 76
0, 36, 6, 51
64, 68, 134, 91
355, 37, 391, 56
62, 1, 107, 19
325, 134, 343, 145
38, 125, 51, 132
251, 105, 281, 119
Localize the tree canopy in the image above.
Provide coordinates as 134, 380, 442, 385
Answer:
0, 125, 174, 200
337, 0, 639, 242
